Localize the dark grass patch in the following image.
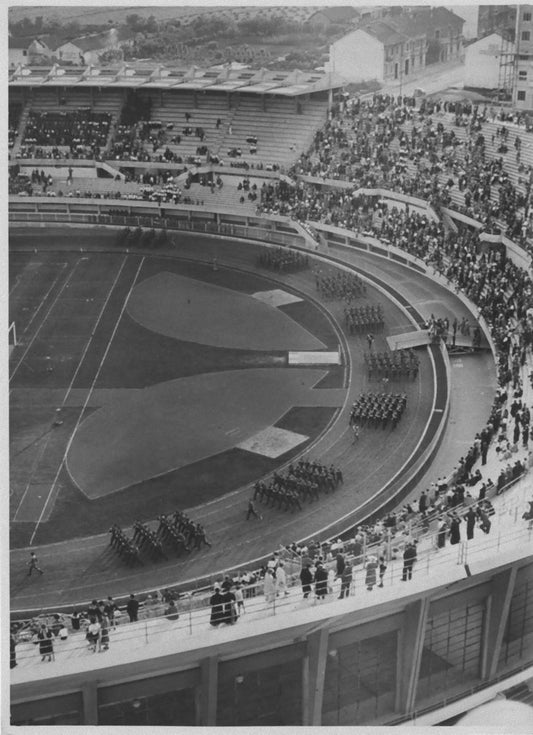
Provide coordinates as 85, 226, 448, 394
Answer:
96, 315, 287, 388
279, 300, 339, 350
25, 408, 337, 546
30, 449, 279, 545
274, 406, 337, 439
313, 366, 345, 389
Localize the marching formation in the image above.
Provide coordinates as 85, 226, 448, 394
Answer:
350, 392, 408, 430
256, 246, 309, 273
364, 349, 419, 381
314, 269, 367, 302
252, 458, 344, 512
109, 512, 211, 565
344, 303, 384, 335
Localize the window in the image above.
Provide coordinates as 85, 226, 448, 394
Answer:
522, 31, 530, 41
519, 70, 528, 80
518, 90, 526, 101
524, 12, 531, 21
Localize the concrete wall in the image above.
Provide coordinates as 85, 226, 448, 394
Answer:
327, 30, 384, 83
465, 34, 508, 89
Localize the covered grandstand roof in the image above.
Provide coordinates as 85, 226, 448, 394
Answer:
9, 63, 347, 95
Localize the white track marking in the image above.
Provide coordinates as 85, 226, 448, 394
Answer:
9, 263, 71, 380
61, 255, 128, 407
29, 257, 145, 546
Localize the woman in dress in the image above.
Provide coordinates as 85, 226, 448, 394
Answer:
365, 555, 378, 591
37, 624, 54, 662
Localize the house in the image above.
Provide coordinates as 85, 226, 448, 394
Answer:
307, 6, 359, 29
8, 37, 29, 68
55, 28, 134, 65
325, 7, 464, 84
464, 32, 515, 89
27, 35, 64, 63
326, 21, 426, 84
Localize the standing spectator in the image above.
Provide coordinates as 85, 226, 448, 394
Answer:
263, 569, 276, 603
465, 507, 477, 540
104, 597, 117, 628
221, 586, 237, 624
234, 583, 245, 615
365, 555, 378, 590
126, 593, 139, 622
449, 514, 462, 545
401, 542, 417, 581
336, 551, 345, 579
37, 624, 54, 662
70, 610, 81, 631
314, 561, 328, 599
275, 562, 288, 596
100, 615, 110, 651
437, 519, 447, 549
378, 556, 387, 587
300, 563, 314, 598
366, 333, 375, 351
339, 561, 353, 599
165, 599, 180, 621
209, 586, 224, 627
86, 618, 101, 652
27, 552, 43, 576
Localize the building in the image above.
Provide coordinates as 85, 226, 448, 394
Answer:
307, 6, 360, 29
325, 7, 464, 85
8, 37, 29, 68
515, 5, 533, 109
464, 32, 516, 90
478, 5, 518, 40
27, 35, 64, 63
55, 28, 134, 65
447, 4, 479, 40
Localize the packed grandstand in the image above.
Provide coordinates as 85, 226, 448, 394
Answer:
8, 61, 533, 726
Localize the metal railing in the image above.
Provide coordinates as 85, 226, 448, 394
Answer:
12, 509, 533, 671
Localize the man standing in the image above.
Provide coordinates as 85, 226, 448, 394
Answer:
465, 507, 477, 540
126, 594, 139, 623
366, 333, 375, 351
27, 552, 43, 576
338, 561, 353, 599
300, 564, 314, 599
402, 542, 417, 581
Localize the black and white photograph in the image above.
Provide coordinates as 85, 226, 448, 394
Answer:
5, 0, 533, 729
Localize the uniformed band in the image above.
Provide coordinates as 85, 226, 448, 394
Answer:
345, 303, 384, 334
364, 349, 419, 381
257, 246, 309, 273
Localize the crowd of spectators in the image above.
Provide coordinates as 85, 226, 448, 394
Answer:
20, 109, 111, 161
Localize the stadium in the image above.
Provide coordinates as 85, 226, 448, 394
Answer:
8, 52, 533, 726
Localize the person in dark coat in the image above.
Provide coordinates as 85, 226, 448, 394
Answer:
37, 625, 53, 662
465, 507, 477, 540
401, 543, 417, 581
336, 552, 345, 578
209, 587, 225, 626
300, 564, 314, 598
437, 519, 447, 549
10, 631, 17, 668
221, 587, 237, 625
127, 594, 139, 622
339, 562, 353, 598
449, 514, 462, 545
314, 562, 328, 599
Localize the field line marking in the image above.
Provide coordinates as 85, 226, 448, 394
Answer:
9, 263, 72, 381
62, 255, 128, 407
20, 265, 67, 335
29, 256, 145, 546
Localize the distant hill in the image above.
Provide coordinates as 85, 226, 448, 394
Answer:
8, 5, 318, 29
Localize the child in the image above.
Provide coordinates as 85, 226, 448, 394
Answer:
378, 556, 387, 588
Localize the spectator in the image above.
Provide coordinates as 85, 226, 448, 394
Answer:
126, 594, 139, 623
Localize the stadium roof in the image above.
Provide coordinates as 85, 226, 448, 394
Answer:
9, 63, 347, 95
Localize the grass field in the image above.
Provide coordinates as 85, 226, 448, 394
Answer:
10, 230, 343, 547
